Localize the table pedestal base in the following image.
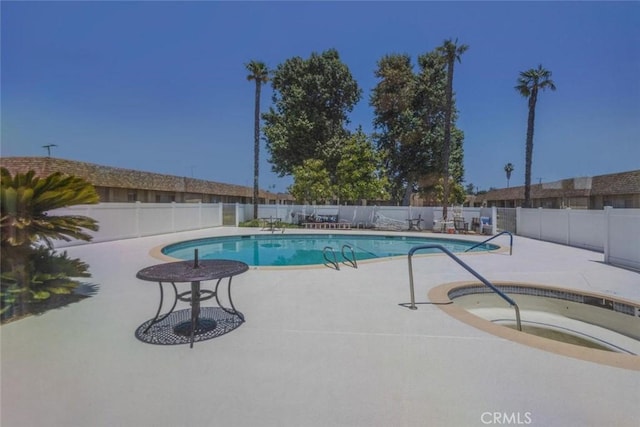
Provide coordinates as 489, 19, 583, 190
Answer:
135, 307, 243, 346
173, 319, 217, 337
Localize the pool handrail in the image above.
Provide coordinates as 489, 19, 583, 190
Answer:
407, 244, 522, 331
341, 244, 358, 269
324, 245, 358, 270
464, 231, 513, 256
323, 246, 340, 270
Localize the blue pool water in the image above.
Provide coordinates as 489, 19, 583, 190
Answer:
162, 234, 498, 267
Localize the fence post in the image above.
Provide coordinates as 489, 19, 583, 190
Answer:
135, 201, 142, 237
515, 207, 521, 236
170, 202, 176, 232
603, 206, 612, 264
235, 203, 240, 227
566, 208, 571, 246
538, 207, 543, 240
491, 206, 498, 235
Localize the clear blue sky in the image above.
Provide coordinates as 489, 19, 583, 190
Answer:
2, 1, 639, 193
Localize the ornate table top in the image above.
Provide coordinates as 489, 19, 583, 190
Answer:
136, 259, 249, 283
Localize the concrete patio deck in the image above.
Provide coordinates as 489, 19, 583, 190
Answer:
2, 227, 639, 426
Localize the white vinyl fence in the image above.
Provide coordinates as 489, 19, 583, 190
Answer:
51, 203, 496, 248
48, 202, 638, 270
604, 208, 640, 271
50, 202, 223, 247
245, 204, 495, 232
517, 208, 604, 252
517, 207, 640, 271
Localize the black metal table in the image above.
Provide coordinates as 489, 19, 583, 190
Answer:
136, 258, 248, 348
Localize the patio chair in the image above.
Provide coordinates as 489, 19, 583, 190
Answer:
453, 217, 468, 234
407, 214, 423, 231
480, 216, 492, 235
471, 217, 480, 233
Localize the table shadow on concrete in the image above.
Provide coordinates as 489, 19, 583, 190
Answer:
135, 307, 244, 346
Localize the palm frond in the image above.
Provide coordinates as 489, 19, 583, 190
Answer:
1, 168, 99, 248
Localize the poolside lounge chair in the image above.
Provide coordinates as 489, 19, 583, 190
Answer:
302, 211, 351, 229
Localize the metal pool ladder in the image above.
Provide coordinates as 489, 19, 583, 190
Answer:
407, 244, 522, 331
323, 244, 358, 270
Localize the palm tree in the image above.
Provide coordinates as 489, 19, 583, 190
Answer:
1, 168, 99, 315
437, 39, 469, 219
515, 65, 556, 208
1, 168, 99, 250
245, 60, 269, 219
504, 163, 514, 188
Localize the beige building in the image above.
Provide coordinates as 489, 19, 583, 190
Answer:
475, 170, 640, 209
1, 157, 292, 204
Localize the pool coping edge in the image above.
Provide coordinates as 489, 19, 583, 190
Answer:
428, 281, 640, 371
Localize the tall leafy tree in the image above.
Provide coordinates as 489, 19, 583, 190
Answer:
415, 50, 465, 202
504, 163, 514, 187
334, 130, 389, 203
288, 131, 388, 205
436, 39, 468, 219
263, 49, 362, 179
371, 49, 465, 206
434, 177, 466, 206
245, 60, 269, 219
370, 54, 419, 203
465, 183, 476, 195
515, 65, 556, 208
288, 159, 333, 204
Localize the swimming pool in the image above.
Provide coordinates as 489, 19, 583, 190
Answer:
161, 234, 499, 267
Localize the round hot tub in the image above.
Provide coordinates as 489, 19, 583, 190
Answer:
429, 282, 640, 370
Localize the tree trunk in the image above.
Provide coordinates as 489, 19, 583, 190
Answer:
442, 56, 455, 219
253, 81, 261, 219
402, 179, 413, 206
523, 89, 537, 208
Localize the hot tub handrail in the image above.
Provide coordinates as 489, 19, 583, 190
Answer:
464, 231, 513, 255
407, 244, 521, 331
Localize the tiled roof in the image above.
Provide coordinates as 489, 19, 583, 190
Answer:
0, 157, 285, 199
591, 170, 640, 195
477, 170, 639, 202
